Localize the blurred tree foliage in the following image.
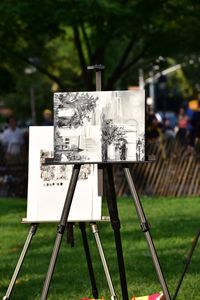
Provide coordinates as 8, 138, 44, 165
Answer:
0, 0, 200, 120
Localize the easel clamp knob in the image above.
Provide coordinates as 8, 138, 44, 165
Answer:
87, 64, 105, 71
57, 224, 65, 234
140, 221, 150, 232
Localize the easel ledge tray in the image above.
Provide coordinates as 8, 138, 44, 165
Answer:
21, 216, 110, 224
42, 155, 156, 166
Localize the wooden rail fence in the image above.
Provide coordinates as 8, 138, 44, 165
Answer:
114, 139, 200, 197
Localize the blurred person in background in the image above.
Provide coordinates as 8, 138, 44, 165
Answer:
0, 115, 24, 162
42, 109, 53, 126
146, 113, 167, 158
176, 107, 190, 146
146, 114, 163, 143
190, 100, 200, 148
163, 117, 176, 141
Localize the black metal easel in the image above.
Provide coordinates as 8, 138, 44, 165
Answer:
39, 162, 171, 300
40, 65, 171, 300
4, 65, 172, 300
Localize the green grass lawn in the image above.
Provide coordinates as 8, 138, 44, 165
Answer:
0, 196, 200, 300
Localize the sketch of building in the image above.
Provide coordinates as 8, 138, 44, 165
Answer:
40, 150, 92, 184
54, 90, 145, 163
26, 126, 102, 222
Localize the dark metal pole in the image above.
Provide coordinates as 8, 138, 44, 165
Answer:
173, 228, 200, 300
87, 64, 105, 197
3, 223, 38, 300
87, 64, 105, 92
105, 164, 129, 300
123, 165, 171, 300
79, 222, 99, 299
40, 164, 81, 300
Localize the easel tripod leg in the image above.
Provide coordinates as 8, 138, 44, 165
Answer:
123, 165, 171, 300
3, 223, 38, 300
40, 164, 81, 300
105, 165, 129, 300
173, 228, 200, 300
79, 222, 99, 299
91, 223, 117, 300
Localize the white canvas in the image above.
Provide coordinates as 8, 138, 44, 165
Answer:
26, 126, 101, 222
54, 90, 145, 163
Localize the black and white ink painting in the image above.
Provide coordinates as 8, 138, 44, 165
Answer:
26, 126, 101, 222
54, 90, 145, 163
